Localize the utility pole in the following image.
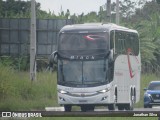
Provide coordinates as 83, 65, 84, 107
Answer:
30, 0, 36, 81
116, 0, 120, 25
106, 0, 111, 22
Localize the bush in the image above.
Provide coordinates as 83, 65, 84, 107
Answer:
0, 63, 15, 100
0, 62, 58, 111
0, 56, 49, 72
0, 56, 30, 71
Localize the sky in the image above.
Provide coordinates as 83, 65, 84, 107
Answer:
29, 0, 151, 15
36, 0, 109, 15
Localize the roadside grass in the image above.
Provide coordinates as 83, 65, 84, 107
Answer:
0, 63, 58, 111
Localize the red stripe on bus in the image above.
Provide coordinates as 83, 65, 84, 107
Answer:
127, 48, 135, 79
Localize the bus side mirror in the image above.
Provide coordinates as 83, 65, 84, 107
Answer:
48, 51, 58, 71
50, 51, 58, 64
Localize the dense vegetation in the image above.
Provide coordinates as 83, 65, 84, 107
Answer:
0, 62, 58, 110
0, 0, 160, 68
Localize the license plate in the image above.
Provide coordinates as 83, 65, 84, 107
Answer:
79, 100, 87, 103
153, 100, 160, 102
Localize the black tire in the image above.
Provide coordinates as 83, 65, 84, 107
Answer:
134, 88, 136, 103
118, 105, 124, 110
144, 105, 148, 108
125, 90, 134, 110
124, 103, 133, 110
108, 104, 116, 110
81, 106, 86, 112
115, 88, 118, 103
148, 105, 152, 108
64, 105, 72, 112
81, 106, 87, 112
144, 104, 152, 108
89, 105, 95, 111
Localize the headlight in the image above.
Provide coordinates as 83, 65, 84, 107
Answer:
98, 88, 110, 93
144, 93, 151, 97
58, 90, 68, 94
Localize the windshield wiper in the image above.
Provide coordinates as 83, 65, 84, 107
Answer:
66, 81, 82, 84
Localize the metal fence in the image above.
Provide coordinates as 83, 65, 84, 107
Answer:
0, 18, 74, 58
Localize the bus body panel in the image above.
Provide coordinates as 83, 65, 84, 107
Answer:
114, 54, 141, 104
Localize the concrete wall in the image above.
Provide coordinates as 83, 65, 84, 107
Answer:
0, 18, 74, 57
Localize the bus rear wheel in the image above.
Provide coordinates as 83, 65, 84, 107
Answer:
124, 103, 133, 110
117, 105, 124, 110
108, 104, 116, 110
125, 91, 134, 110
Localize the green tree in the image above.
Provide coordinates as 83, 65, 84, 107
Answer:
0, 0, 49, 18
78, 12, 84, 23
65, 9, 70, 19
0, 0, 2, 17
84, 11, 98, 23
133, 0, 160, 66
156, 0, 160, 4
98, 6, 104, 22
70, 13, 78, 23
119, 0, 136, 23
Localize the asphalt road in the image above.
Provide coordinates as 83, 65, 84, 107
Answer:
45, 106, 160, 111
44, 106, 160, 117
95, 107, 160, 111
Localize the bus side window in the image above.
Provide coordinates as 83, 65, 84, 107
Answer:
115, 31, 126, 55
126, 33, 139, 55
132, 34, 139, 56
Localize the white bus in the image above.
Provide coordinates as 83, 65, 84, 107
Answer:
52, 23, 141, 112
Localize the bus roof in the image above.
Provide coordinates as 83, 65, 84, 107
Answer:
60, 23, 138, 33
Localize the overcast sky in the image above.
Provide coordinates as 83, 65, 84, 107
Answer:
35, 0, 109, 15
32, 0, 150, 15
